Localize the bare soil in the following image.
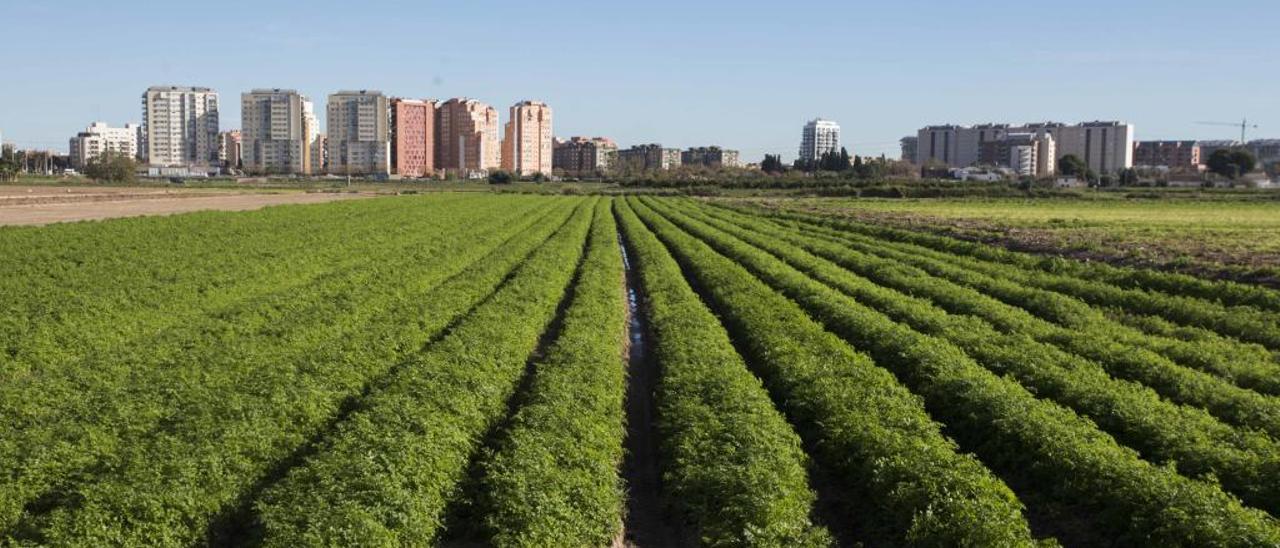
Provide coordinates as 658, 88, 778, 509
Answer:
0, 187, 368, 226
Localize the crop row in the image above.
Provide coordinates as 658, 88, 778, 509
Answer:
659, 198, 1280, 515
0, 196, 546, 536
738, 208, 1280, 437
623, 198, 1038, 546
253, 199, 595, 546
641, 198, 1280, 545
0, 194, 481, 381
615, 200, 830, 545
13, 198, 581, 545
477, 199, 629, 547
736, 205, 1280, 350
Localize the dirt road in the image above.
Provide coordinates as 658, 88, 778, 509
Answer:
0, 187, 368, 226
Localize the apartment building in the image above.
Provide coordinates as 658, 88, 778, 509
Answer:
977, 133, 1056, 177
900, 136, 918, 163
326, 90, 390, 176
501, 101, 553, 176
241, 89, 312, 175
552, 137, 616, 177
390, 98, 436, 178
302, 101, 319, 175
799, 119, 841, 162
1247, 139, 1280, 170
218, 130, 242, 171
617, 144, 681, 172
310, 134, 327, 175
1133, 141, 1201, 170
681, 146, 740, 168
68, 122, 142, 169
436, 98, 500, 174
917, 121, 1134, 173
141, 85, 220, 168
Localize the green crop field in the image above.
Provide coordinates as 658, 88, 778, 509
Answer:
744, 196, 1280, 284
3, 193, 1280, 547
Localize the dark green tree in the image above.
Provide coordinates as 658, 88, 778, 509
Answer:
760, 154, 785, 174
1057, 154, 1088, 177
83, 151, 138, 183
487, 170, 513, 184
1118, 168, 1139, 186
1206, 148, 1258, 179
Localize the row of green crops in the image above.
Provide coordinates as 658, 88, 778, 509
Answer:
0, 197, 558, 536
623, 198, 1039, 546
641, 199, 1280, 545
738, 207, 1280, 438
5, 197, 582, 545
477, 199, 629, 547
0, 194, 479, 381
660, 198, 1280, 515
254, 200, 596, 546
615, 200, 831, 546
738, 205, 1280, 350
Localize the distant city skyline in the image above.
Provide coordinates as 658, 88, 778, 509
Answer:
1, 0, 1277, 161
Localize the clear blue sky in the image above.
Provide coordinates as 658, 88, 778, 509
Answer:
2, 0, 1276, 160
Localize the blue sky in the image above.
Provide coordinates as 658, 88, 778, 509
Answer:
2, 0, 1276, 160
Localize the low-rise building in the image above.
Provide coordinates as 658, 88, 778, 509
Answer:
1196, 140, 1241, 164
1133, 140, 1200, 170
68, 122, 142, 168
553, 137, 616, 177
617, 144, 681, 172
681, 146, 740, 168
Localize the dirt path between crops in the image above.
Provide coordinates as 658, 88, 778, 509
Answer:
615, 233, 685, 548
0, 187, 369, 226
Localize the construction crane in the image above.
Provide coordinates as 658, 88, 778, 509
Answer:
1195, 118, 1259, 143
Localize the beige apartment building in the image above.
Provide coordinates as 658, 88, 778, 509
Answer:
681, 146, 740, 168
553, 137, 616, 177
326, 90, 390, 176
617, 144, 682, 172
141, 85, 220, 168
978, 133, 1056, 177
501, 101, 553, 176
218, 130, 242, 171
241, 89, 312, 175
437, 98, 500, 174
68, 122, 142, 169
917, 121, 1133, 174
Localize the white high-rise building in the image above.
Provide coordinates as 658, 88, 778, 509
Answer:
799, 119, 841, 162
326, 90, 390, 176
68, 122, 142, 168
241, 89, 312, 175
917, 121, 1134, 173
141, 86, 220, 168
